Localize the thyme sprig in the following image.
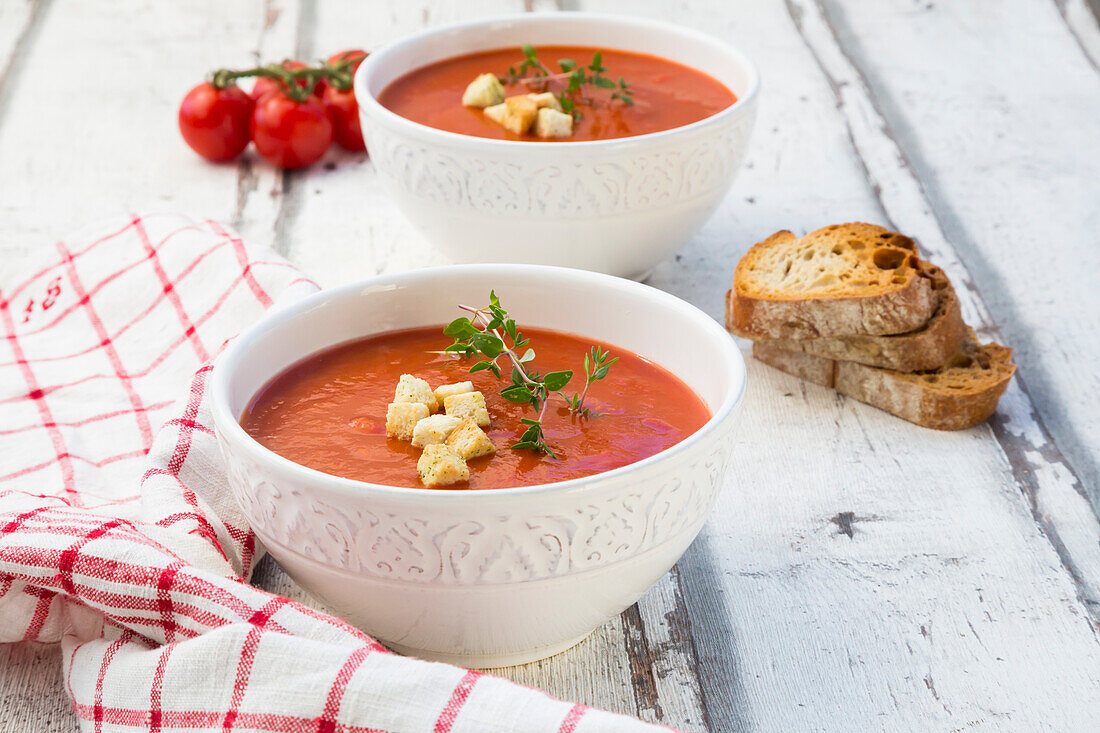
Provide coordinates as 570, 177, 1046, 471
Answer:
564, 347, 620, 417
504, 43, 552, 83
501, 45, 635, 118
442, 291, 617, 457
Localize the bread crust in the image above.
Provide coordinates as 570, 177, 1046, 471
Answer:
752, 341, 836, 388
753, 331, 1016, 430
735, 263, 967, 372
730, 223, 937, 338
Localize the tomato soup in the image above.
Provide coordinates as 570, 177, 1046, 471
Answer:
377, 46, 736, 142
241, 326, 710, 489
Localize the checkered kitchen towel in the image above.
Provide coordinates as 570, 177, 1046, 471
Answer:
0, 213, 672, 732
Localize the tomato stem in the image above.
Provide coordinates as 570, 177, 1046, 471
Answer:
209, 53, 365, 101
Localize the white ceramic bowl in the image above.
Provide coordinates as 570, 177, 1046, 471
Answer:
211, 265, 746, 667
355, 13, 760, 280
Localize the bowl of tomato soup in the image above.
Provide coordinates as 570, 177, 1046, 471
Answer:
211, 264, 746, 667
354, 13, 759, 279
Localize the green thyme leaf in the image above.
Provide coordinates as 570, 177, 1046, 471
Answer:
543, 370, 573, 391
502, 385, 533, 403
471, 332, 504, 357
444, 317, 475, 338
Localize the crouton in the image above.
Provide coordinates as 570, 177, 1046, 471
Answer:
534, 107, 573, 139
483, 95, 538, 135
394, 374, 439, 412
462, 73, 505, 108
417, 444, 470, 487
443, 391, 491, 427
527, 92, 563, 112
445, 419, 496, 460
434, 381, 474, 404
386, 402, 430, 441
482, 103, 510, 131
411, 415, 462, 448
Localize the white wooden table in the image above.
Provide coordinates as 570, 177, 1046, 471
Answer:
2, 0, 1099, 730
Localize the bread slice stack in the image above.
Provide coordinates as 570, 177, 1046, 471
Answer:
726, 223, 1015, 430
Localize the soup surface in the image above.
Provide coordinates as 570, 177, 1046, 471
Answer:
241, 326, 710, 489
377, 45, 736, 142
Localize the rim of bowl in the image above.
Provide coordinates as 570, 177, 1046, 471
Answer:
211, 264, 747, 501
354, 11, 761, 150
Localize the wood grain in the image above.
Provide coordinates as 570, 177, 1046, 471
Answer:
587, 0, 1100, 729
799, 0, 1100, 619
0, 0, 46, 118
1056, 0, 1100, 69
821, 0, 1100, 514
1, 1, 1099, 731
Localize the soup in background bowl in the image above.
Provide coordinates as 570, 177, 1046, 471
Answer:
378, 45, 737, 142
211, 264, 746, 666
355, 13, 760, 280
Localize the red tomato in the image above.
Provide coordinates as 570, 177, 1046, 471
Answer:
251, 91, 333, 169
178, 82, 253, 162
328, 49, 368, 74
250, 60, 321, 102
322, 85, 365, 152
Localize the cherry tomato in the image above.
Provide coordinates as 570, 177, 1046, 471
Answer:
250, 60, 321, 102
328, 49, 368, 74
320, 50, 368, 152
178, 82, 253, 162
322, 85, 365, 152
251, 90, 333, 169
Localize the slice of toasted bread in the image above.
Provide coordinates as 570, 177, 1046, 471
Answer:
730, 223, 938, 339
753, 329, 1016, 430
752, 340, 837, 388
733, 262, 967, 372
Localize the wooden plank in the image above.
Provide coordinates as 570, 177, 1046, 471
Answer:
0, 0, 298, 267
0, 643, 72, 732
810, 0, 1100, 617
216, 0, 302, 264
1056, 0, 1100, 69
627, 569, 711, 731
818, 0, 1100, 516
2, 1, 1098, 731
575, 1, 887, 729
0, 0, 45, 113
581, 0, 1100, 729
